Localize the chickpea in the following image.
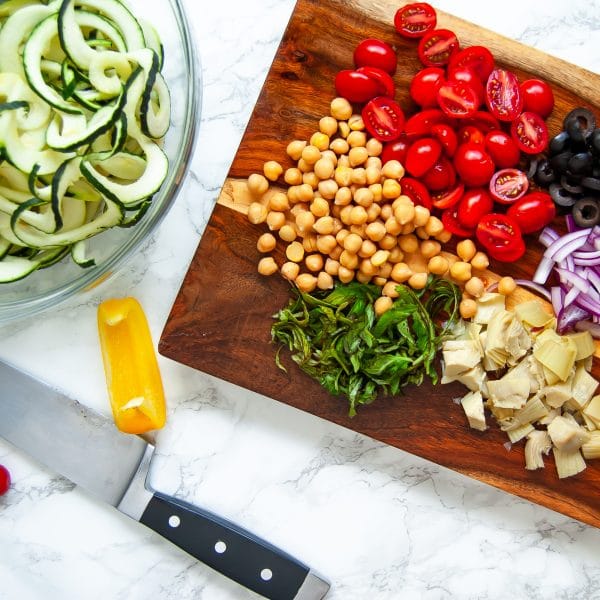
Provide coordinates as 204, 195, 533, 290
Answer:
456, 239, 477, 262
325, 257, 340, 276
366, 220, 387, 242
330, 138, 349, 155
371, 249, 390, 267
269, 191, 289, 212
331, 217, 343, 235
348, 114, 365, 130
334, 186, 353, 206
319, 116, 338, 137
365, 166, 381, 185
428, 255, 449, 275
356, 271, 372, 284
286, 241, 305, 262
369, 183, 383, 202
297, 183, 315, 202
450, 261, 472, 283
279, 224, 297, 242
347, 130, 367, 148
436, 229, 452, 244
365, 156, 382, 170
296, 273, 318, 292
340, 249, 359, 270
394, 202, 415, 225
337, 121, 350, 139
310, 132, 330, 151
391, 262, 412, 283
359, 258, 377, 277
366, 138, 382, 157
317, 271, 334, 290
285, 167, 303, 186
305, 253, 324, 272
295, 210, 315, 233
399, 234, 419, 254
334, 165, 353, 187
329, 245, 343, 260
343, 232, 363, 254
378, 233, 398, 250
266, 210, 286, 231
349, 146, 369, 167
413, 204, 430, 227
301, 144, 321, 165
311, 197, 330, 218
321, 150, 338, 165
384, 216, 402, 236
313, 216, 335, 235
359, 239, 377, 258
280, 261, 300, 281
338, 265, 355, 283
349, 205, 368, 225
301, 171, 318, 190
459, 298, 478, 320
303, 234, 318, 253
297, 158, 312, 174
366, 203, 381, 223
498, 276, 517, 296
350, 223, 367, 238
424, 216, 444, 237
471, 251, 490, 271
286, 140, 307, 161
318, 179, 338, 200
381, 160, 405, 179
382, 178, 401, 200
287, 186, 300, 205
388, 246, 404, 263
374, 295, 393, 316
247, 201, 268, 224
415, 226, 429, 240
351, 168, 367, 185
401, 223, 415, 235
409, 272, 428, 290
330, 97, 353, 120
420, 240, 441, 259
257, 256, 278, 276
336, 227, 350, 246
380, 203, 393, 220
256, 232, 277, 253
354, 187, 374, 207
263, 161, 283, 182
289, 202, 308, 217
247, 173, 269, 197
316, 234, 337, 255
465, 276, 485, 298
382, 281, 400, 298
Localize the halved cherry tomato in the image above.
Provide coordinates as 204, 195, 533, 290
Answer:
448, 46, 495, 82
401, 177, 432, 209
520, 78, 554, 119
430, 123, 458, 156
0, 464, 10, 496
431, 182, 464, 209
489, 168, 529, 204
356, 66, 395, 98
476, 213, 525, 262
404, 108, 449, 138
484, 130, 520, 168
409, 67, 445, 108
457, 125, 485, 146
381, 136, 410, 165
394, 2, 437, 39
334, 70, 380, 103
510, 111, 549, 154
405, 137, 442, 177
354, 38, 397, 74
422, 156, 456, 191
457, 188, 494, 229
485, 68, 523, 121
460, 110, 501, 133
453, 143, 495, 187
506, 191, 556, 234
436, 80, 479, 118
447, 66, 484, 105
362, 97, 405, 142
417, 29, 459, 67
441, 206, 474, 238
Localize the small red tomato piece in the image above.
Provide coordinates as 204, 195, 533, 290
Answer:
381, 136, 410, 165
356, 66, 395, 98
431, 182, 464, 210
406, 137, 442, 177
354, 38, 398, 74
362, 96, 405, 142
461, 110, 501, 133
0, 465, 10, 496
422, 156, 457, 191
453, 143, 495, 187
410, 67, 446, 108
400, 177, 432, 209
441, 206, 474, 238
417, 29, 459, 67
394, 2, 437, 39
404, 108, 450, 138
484, 130, 521, 168
476, 213, 525, 262
507, 191, 556, 234
485, 68, 523, 121
457, 125, 485, 146
510, 110, 549, 154
457, 188, 494, 229
447, 66, 484, 106
436, 80, 479, 118
430, 123, 458, 157
489, 168, 529, 204
448, 46, 495, 82
520, 78, 555, 119
334, 69, 380, 103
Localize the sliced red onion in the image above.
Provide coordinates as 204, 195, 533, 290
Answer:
575, 320, 600, 338
550, 286, 564, 316
555, 268, 590, 293
533, 256, 555, 284
538, 227, 560, 248
544, 229, 592, 263
557, 303, 591, 334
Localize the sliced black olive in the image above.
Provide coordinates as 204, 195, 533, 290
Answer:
564, 107, 596, 143
525, 156, 539, 179
582, 176, 600, 192
549, 130, 571, 155
572, 197, 600, 228
561, 175, 584, 194
591, 128, 600, 154
549, 183, 577, 207
550, 151, 572, 174
535, 158, 557, 185
568, 151, 594, 175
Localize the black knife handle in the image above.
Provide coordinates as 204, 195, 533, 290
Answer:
140, 492, 310, 599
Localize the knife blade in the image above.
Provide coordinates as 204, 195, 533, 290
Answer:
0, 359, 330, 600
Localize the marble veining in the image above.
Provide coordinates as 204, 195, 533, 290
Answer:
1, 0, 600, 599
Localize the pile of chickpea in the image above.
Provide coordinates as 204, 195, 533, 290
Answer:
245, 96, 513, 319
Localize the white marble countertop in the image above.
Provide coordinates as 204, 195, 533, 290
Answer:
1, 1, 600, 598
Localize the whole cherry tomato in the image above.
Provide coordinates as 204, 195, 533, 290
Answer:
485, 68, 523, 121
448, 45, 495, 82
400, 177, 432, 209
394, 2, 437, 39
431, 182, 464, 209
354, 38, 398, 74
381, 136, 410, 165
362, 97, 405, 142
409, 67, 445, 107
430, 123, 458, 156
476, 213, 526, 262
506, 191, 556, 234
404, 108, 449, 138
489, 168, 529, 204
511, 111, 549, 154
520, 78, 554, 119
0, 465, 10, 496
334, 69, 379, 103
436, 80, 479, 118
422, 156, 456, 191
484, 130, 521, 168
405, 137, 442, 177
417, 29, 459, 67
457, 188, 494, 229
356, 66, 395, 97
453, 143, 495, 187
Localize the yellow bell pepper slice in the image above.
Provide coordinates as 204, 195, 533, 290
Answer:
97, 297, 166, 434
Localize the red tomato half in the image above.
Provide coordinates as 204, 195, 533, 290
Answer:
447, 66, 484, 105
431, 182, 464, 209
453, 143, 495, 187
436, 80, 479, 118
489, 168, 529, 204
476, 213, 525, 262
0, 464, 10, 496
417, 29, 459, 67
381, 136, 410, 165
405, 137, 442, 177
485, 68, 523, 121
394, 2, 437, 39
409, 67, 445, 108
401, 177, 432, 209
506, 191, 556, 234
356, 66, 395, 98
460, 110, 501, 133
441, 206, 474, 238
430, 123, 458, 156
404, 108, 449, 138
354, 38, 397, 74
422, 156, 456, 191
520, 78, 554, 119
510, 111, 549, 154
457, 125, 485, 146
457, 188, 494, 229
448, 46, 495, 82
362, 97, 405, 142
334, 70, 380, 103
484, 130, 520, 168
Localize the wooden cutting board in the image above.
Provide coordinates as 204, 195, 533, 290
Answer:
160, 0, 600, 527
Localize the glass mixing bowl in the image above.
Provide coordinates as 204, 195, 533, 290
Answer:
0, 0, 200, 323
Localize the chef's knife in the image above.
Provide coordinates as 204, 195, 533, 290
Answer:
0, 359, 329, 600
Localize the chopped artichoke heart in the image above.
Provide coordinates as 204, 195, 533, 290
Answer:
569, 365, 599, 410
441, 340, 482, 377
442, 364, 487, 393
583, 395, 600, 428
505, 318, 532, 365
581, 412, 597, 432
506, 422, 534, 443
533, 337, 577, 382
543, 378, 573, 409
501, 395, 549, 432
566, 331, 596, 361
553, 447, 586, 479
473, 292, 506, 325
524, 430, 552, 470
547, 415, 590, 452
533, 328, 561, 351
515, 300, 555, 328
538, 407, 561, 426
461, 390, 486, 431
582, 431, 600, 459
487, 377, 529, 410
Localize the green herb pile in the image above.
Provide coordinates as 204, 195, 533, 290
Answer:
272, 276, 462, 416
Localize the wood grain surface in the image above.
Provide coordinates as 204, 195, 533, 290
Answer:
160, 0, 600, 527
